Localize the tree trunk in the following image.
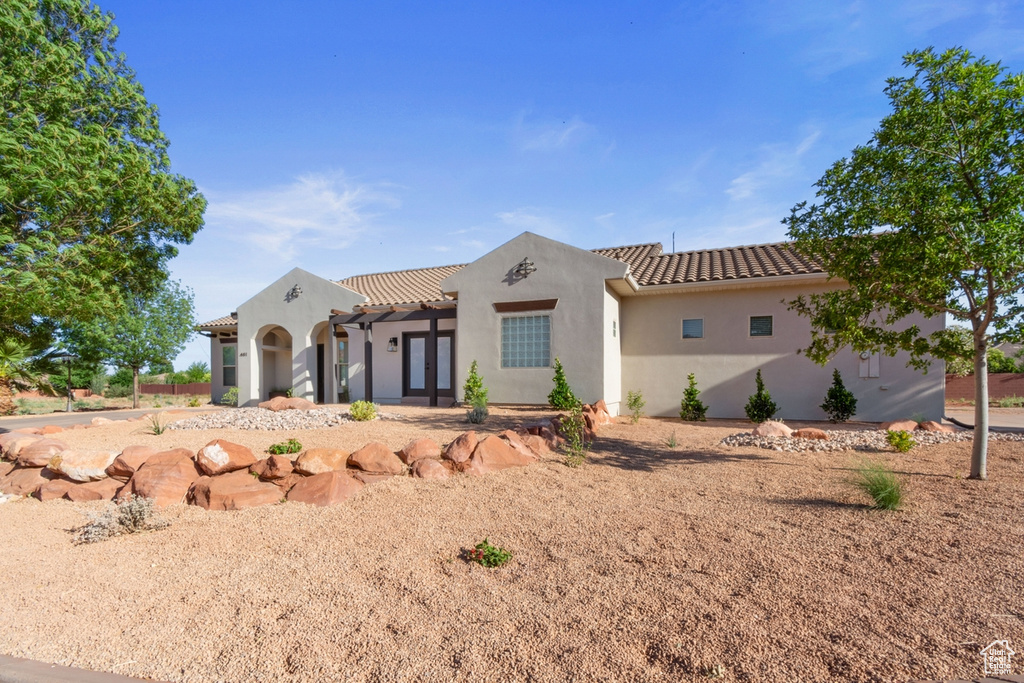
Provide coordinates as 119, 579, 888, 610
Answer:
0, 378, 15, 416
132, 366, 140, 410
970, 333, 989, 480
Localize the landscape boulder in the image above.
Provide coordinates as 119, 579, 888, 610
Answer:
91, 417, 113, 426
48, 449, 117, 482
105, 445, 158, 482
65, 478, 123, 503
443, 431, 478, 466
519, 433, 552, 457
498, 430, 541, 461
12, 427, 43, 435
593, 399, 614, 427
258, 396, 318, 412
36, 477, 76, 501
347, 442, 405, 475
286, 470, 363, 507
0, 467, 58, 496
412, 458, 452, 480
0, 462, 12, 479
791, 428, 829, 440
41, 425, 63, 435
196, 440, 256, 476
351, 471, 395, 486
270, 473, 305, 495
398, 438, 441, 465
752, 421, 794, 438
189, 470, 282, 511
250, 454, 294, 480
918, 420, 956, 433
119, 449, 201, 507
880, 419, 919, 433
0, 433, 42, 461
462, 435, 536, 476
294, 448, 348, 475
16, 438, 68, 468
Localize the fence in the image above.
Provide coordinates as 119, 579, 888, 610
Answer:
139, 382, 211, 396
945, 374, 1024, 402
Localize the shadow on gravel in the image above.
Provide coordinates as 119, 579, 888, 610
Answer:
779, 497, 867, 511
590, 437, 773, 472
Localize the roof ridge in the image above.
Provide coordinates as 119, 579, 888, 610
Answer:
659, 239, 797, 256
590, 241, 663, 252
335, 263, 467, 282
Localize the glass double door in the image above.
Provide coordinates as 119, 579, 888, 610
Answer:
402, 331, 454, 399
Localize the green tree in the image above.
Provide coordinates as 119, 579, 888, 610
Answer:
48, 358, 103, 394
744, 369, 779, 423
462, 360, 488, 405
820, 369, 858, 423
0, 0, 206, 345
0, 339, 54, 415
183, 361, 211, 384
784, 48, 1024, 480
67, 281, 196, 408
548, 358, 579, 410
679, 373, 708, 421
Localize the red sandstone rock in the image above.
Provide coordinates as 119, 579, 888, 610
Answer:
189, 470, 282, 511
36, 477, 76, 501
271, 473, 305, 495
258, 396, 318, 411
91, 417, 113, 426
918, 420, 956, 433
65, 478, 123, 502
105, 445, 158, 482
792, 428, 829, 440
412, 458, 452, 480
12, 427, 43, 435
48, 449, 118, 481
16, 438, 68, 467
0, 433, 42, 461
196, 440, 256, 476
41, 425, 63, 435
593, 399, 614, 426
0, 467, 58, 496
752, 421, 794, 438
119, 449, 201, 507
880, 419, 919, 433
294, 448, 348, 475
443, 431, 478, 466
520, 433, 552, 457
398, 438, 441, 465
0, 462, 12, 479
498, 430, 540, 461
250, 454, 294, 480
286, 470, 363, 507
347, 442, 405, 475
462, 435, 536, 476
351, 471, 395, 486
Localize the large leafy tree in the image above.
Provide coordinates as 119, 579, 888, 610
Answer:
0, 0, 206, 345
785, 48, 1024, 481
67, 280, 196, 408
0, 339, 55, 415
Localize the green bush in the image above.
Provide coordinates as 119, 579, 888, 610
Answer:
886, 429, 916, 453
467, 538, 512, 568
104, 384, 132, 399
89, 372, 108, 396
561, 401, 589, 468
268, 438, 302, 455
466, 395, 489, 424
820, 368, 857, 422
463, 360, 488, 405
109, 367, 134, 389
852, 460, 905, 510
548, 358, 578, 410
744, 369, 779, 423
679, 373, 708, 421
349, 400, 377, 421
220, 387, 239, 406
626, 389, 645, 424
184, 361, 212, 383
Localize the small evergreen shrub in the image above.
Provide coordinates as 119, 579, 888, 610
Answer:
820, 369, 857, 422
268, 438, 303, 455
349, 400, 377, 421
626, 389, 645, 424
467, 395, 489, 424
105, 384, 132, 399
548, 358, 578, 410
220, 387, 239, 406
75, 495, 169, 544
886, 430, 916, 453
463, 360, 488, 405
852, 460, 905, 510
744, 369, 779, 423
187, 397, 201, 407
679, 373, 708, 421
467, 538, 513, 568
561, 401, 589, 468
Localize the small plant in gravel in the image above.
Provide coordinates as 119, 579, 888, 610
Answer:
820, 368, 857, 422
144, 412, 168, 435
463, 360, 488, 405
221, 387, 238, 406
467, 538, 512, 568
548, 358, 578, 410
679, 373, 708, 421
466, 395, 489, 424
561, 401, 590, 468
744, 369, 778, 423
187, 396, 201, 407
886, 429, 916, 453
75, 495, 169, 544
268, 438, 302, 455
349, 400, 377, 421
852, 460, 905, 510
626, 389, 645, 424
666, 431, 678, 448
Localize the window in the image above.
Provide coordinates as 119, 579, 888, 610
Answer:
222, 344, 237, 386
612, 320, 617, 337
336, 339, 349, 402
682, 318, 704, 339
749, 316, 773, 337
501, 315, 550, 368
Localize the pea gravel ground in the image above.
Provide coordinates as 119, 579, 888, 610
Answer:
1, 406, 1022, 682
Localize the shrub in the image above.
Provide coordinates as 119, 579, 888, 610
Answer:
75, 495, 169, 544
350, 400, 377, 421
108, 367, 134, 388
666, 431, 678, 448
144, 413, 168, 435
626, 389, 645, 424
561, 401, 589, 468
187, 397, 201, 407
852, 460, 905, 510
268, 438, 302, 455
220, 387, 239, 406
548, 358, 578, 410
89, 372, 107, 396
679, 373, 708, 421
463, 360, 488, 405
820, 368, 857, 422
996, 395, 1024, 408
466, 395, 489, 424
744, 369, 778, 423
104, 384, 132, 399
467, 538, 512, 568
886, 429, 916, 453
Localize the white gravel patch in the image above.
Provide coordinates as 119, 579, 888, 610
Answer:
721, 428, 1024, 452
166, 407, 406, 431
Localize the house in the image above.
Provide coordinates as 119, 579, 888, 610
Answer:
198, 232, 945, 421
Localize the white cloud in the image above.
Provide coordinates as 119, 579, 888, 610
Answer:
726, 129, 821, 202
594, 212, 616, 229
204, 172, 399, 260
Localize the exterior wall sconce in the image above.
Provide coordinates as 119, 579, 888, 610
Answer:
286, 284, 302, 301
513, 257, 537, 279
387, 337, 398, 352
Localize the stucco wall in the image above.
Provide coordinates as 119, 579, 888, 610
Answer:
620, 280, 946, 422
345, 319, 457, 404
441, 232, 629, 406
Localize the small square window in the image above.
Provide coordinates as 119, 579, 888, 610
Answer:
682, 318, 704, 339
749, 316, 773, 337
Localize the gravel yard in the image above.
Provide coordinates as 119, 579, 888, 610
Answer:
1, 406, 1022, 682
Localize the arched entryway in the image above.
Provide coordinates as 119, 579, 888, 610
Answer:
257, 325, 293, 400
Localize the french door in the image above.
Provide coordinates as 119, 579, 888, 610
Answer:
402, 331, 454, 399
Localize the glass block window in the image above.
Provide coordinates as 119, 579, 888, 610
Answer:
501, 315, 550, 368
749, 316, 773, 337
222, 344, 237, 386
682, 318, 704, 339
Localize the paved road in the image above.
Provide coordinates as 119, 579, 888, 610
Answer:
0, 654, 165, 683
944, 407, 1024, 432
0, 407, 219, 433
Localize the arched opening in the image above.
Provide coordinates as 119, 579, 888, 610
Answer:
258, 325, 292, 400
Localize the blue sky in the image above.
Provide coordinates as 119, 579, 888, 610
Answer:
98, 0, 1024, 369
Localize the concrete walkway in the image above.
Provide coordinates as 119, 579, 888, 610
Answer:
945, 407, 1024, 433
0, 407, 220, 433
0, 655, 166, 683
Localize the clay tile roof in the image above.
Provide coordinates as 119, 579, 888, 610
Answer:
632, 241, 824, 286
591, 242, 663, 272
197, 313, 238, 329
335, 264, 467, 307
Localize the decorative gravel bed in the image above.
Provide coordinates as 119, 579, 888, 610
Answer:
166, 407, 404, 431
721, 427, 1024, 452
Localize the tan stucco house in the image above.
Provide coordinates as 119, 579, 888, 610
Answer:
199, 232, 945, 421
